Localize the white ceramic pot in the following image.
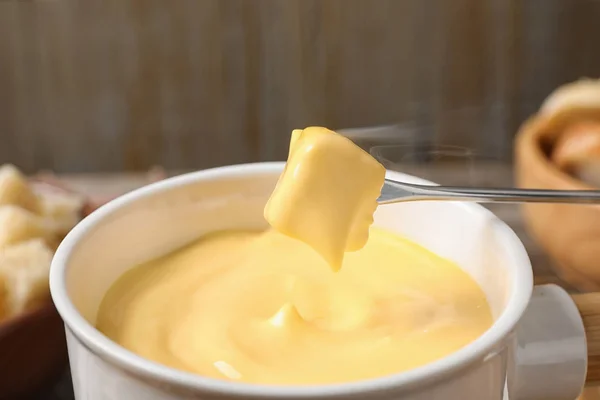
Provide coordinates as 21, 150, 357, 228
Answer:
50, 163, 588, 400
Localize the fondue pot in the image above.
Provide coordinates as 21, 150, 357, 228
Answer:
50, 162, 599, 400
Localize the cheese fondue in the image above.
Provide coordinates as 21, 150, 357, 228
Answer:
264, 127, 386, 270
96, 127, 493, 385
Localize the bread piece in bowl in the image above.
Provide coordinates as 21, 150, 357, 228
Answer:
551, 120, 600, 188
541, 78, 600, 116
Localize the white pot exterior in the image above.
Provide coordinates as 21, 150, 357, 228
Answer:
51, 162, 579, 400
65, 327, 510, 400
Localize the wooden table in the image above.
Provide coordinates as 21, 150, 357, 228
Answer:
35, 162, 575, 399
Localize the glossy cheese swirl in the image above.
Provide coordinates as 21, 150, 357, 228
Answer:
97, 228, 492, 385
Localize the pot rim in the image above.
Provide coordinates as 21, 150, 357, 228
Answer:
50, 162, 533, 398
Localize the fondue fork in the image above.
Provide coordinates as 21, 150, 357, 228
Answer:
378, 179, 600, 205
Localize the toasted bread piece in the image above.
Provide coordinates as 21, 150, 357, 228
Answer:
0, 205, 51, 249
551, 120, 600, 187
264, 127, 385, 270
0, 164, 40, 214
37, 190, 84, 237
541, 78, 600, 116
0, 239, 53, 317
552, 120, 600, 169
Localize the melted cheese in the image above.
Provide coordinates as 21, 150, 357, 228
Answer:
264, 127, 386, 270
97, 126, 492, 385
97, 228, 492, 385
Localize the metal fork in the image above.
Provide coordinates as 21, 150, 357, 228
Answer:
378, 179, 600, 205
336, 124, 600, 205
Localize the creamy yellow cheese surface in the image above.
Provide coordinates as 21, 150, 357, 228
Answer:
96, 126, 493, 385
97, 228, 492, 385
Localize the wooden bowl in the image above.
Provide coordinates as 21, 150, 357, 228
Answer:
0, 299, 67, 399
0, 179, 98, 399
515, 107, 600, 291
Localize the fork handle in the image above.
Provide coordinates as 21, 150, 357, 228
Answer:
384, 180, 600, 204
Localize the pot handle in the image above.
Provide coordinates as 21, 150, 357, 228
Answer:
572, 291, 600, 385
508, 284, 587, 400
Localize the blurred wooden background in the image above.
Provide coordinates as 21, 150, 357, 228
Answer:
0, 0, 599, 173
